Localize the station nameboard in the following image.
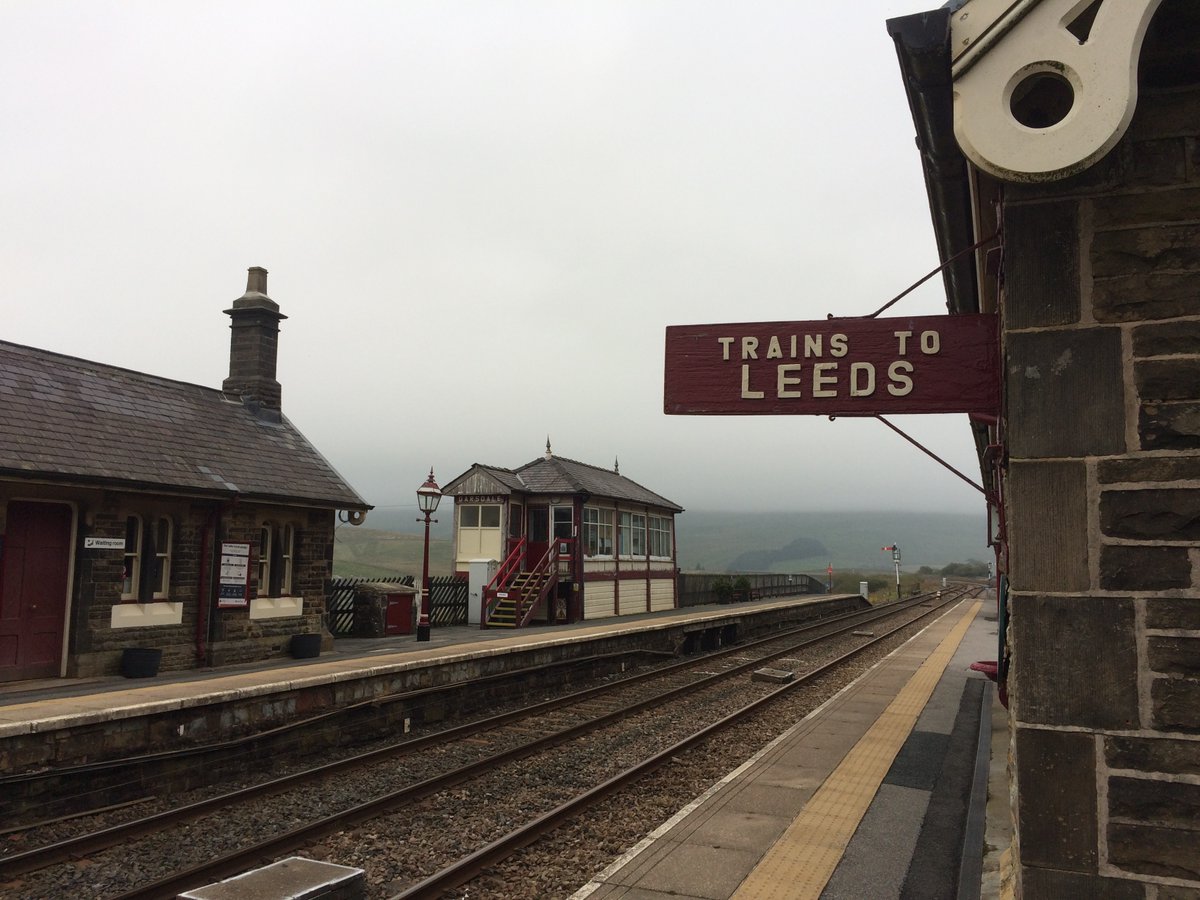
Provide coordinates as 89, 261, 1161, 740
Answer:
664, 314, 998, 417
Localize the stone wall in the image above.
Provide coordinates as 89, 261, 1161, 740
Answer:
0, 481, 337, 677
1004, 13, 1200, 895
206, 505, 335, 667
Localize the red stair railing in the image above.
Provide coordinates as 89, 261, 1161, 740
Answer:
482, 538, 526, 629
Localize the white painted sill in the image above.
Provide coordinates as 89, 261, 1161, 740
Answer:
110, 601, 184, 629
249, 596, 304, 619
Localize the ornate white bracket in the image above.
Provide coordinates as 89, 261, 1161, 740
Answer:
951, 0, 1163, 182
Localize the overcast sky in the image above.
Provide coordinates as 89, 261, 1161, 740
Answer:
2, 0, 989, 522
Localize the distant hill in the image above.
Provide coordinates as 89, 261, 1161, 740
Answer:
337, 509, 989, 580
677, 509, 988, 574
728, 536, 829, 572
333, 526, 453, 579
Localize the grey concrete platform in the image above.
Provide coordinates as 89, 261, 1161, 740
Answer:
0, 593, 858, 766
573, 596, 1008, 900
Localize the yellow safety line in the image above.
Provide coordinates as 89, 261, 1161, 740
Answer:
732, 600, 983, 900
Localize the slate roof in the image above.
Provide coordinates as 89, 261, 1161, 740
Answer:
447, 456, 683, 513
0, 340, 369, 509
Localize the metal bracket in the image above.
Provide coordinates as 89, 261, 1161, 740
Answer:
834, 232, 999, 320
951, 0, 1164, 181
873, 414, 988, 496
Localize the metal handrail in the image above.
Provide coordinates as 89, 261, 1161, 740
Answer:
481, 539, 526, 628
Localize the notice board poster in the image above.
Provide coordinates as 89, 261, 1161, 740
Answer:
218, 542, 251, 607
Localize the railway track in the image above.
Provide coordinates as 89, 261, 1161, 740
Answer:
0, 589, 975, 899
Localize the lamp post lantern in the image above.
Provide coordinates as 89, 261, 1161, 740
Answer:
415, 467, 442, 642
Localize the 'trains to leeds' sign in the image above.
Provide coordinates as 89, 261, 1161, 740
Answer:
663, 314, 999, 417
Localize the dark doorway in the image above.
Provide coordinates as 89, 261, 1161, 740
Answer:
0, 501, 73, 681
527, 506, 549, 569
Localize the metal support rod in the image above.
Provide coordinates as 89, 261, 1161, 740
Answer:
850, 232, 999, 320
873, 414, 988, 496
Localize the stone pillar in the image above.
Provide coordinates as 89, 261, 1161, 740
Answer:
1003, 19, 1200, 893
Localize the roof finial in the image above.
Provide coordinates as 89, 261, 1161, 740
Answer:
614, 456, 619, 474
545, 436, 552, 459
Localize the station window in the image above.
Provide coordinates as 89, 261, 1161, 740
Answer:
258, 524, 272, 595
458, 503, 503, 560
619, 511, 646, 557
553, 506, 573, 540
121, 515, 142, 600
122, 514, 174, 601
258, 522, 296, 597
648, 515, 672, 558
151, 517, 173, 598
279, 523, 294, 596
583, 507, 614, 557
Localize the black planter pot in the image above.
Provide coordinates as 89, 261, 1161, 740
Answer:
121, 647, 162, 678
290, 633, 322, 659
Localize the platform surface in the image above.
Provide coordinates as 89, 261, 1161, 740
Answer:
0, 593, 839, 736
574, 597, 1003, 900
0, 593, 1008, 899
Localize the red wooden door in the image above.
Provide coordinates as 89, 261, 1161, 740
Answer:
526, 506, 549, 570
0, 502, 73, 681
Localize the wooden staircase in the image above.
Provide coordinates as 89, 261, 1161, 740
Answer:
487, 569, 552, 628
483, 538, 571, 629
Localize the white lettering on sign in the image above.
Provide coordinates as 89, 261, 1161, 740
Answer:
718, 332, 853, 361
742, 365, 765, 399
738, 359, 923, 400
850, 362, 875, 397
667, 314, 999, 417
721, 330, 941, 400
84, 537, 126, 550
888, 361, 914, 396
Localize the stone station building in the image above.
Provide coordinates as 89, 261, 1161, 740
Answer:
0, 268, 370, 680
890, 1, 1200, 896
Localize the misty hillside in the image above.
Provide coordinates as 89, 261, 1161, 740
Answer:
676, 509, 988, 573
339, 509, 989, 579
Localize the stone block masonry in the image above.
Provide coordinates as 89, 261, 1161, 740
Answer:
1001, 18, 1200, 895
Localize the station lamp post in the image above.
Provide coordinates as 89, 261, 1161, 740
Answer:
415, 468, 442, 642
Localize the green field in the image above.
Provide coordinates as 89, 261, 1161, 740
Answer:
332, 525, 453, 579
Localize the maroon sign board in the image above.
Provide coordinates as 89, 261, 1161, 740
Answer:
664, 314, 998, 417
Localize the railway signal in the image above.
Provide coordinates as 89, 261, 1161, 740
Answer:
882, 544, 901, 600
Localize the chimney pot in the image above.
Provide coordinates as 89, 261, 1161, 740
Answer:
223, 265, 287, 411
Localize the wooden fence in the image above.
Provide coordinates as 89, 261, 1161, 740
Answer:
327, 574, 467, 635
677, 572, 826, 608
429, 575, 469, 626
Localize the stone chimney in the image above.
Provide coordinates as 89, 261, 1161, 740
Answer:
223, 267, 287, 411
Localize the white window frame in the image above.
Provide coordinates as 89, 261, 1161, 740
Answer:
121, 514, 142, 601
648, 514, 672, 559
279, 522, 294, 596
582, 507, 614, 558
152, 516, 173, 599
258, 523, 272, 597
619, 511, 646, 558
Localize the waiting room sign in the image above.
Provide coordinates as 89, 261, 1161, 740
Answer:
664, 314, 998, 417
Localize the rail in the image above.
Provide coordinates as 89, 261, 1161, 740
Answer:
3, 589, 975, 897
